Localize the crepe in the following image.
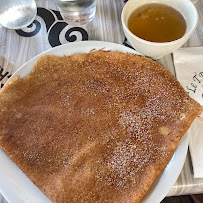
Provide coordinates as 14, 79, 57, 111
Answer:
0, 51, 202, 203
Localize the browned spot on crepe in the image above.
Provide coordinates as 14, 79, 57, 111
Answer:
0, 51, 202, 203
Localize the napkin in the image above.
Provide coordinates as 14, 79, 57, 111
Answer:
173, 47, 203, 178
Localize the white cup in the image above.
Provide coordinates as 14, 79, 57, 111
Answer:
121, 0, 198, 59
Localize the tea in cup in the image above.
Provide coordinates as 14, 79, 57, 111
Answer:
121, 0, 198, 59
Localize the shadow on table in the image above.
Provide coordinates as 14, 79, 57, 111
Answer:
161, 194, 203, 203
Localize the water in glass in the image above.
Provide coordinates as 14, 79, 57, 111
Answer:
55, 0, 96, 26
0, 0, 37, 30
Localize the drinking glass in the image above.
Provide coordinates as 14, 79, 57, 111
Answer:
55, 0, 97, 26
0, 0, 37, 30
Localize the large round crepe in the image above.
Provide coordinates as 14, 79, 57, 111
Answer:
0, 51, 202, 202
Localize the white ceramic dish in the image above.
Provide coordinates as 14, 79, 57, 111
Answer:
0, 41, 188, 203
121, 0, 198, 59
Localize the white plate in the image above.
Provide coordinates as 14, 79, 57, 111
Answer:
0, 41, 188, 203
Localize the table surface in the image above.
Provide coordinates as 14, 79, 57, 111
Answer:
0, 0, 203, 202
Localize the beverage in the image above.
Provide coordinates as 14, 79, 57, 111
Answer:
55, 0, 96, 26
122, 0, 198, 59
0, 0, 37, 30
128, 3, 186, 43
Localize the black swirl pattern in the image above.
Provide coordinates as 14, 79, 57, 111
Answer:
65, 27, 88, 42
123, 37, 135, 50
0, 66, 12, 88
48, 23, 88, 47
16, 20, 41, 37
15, 7, 88, 47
